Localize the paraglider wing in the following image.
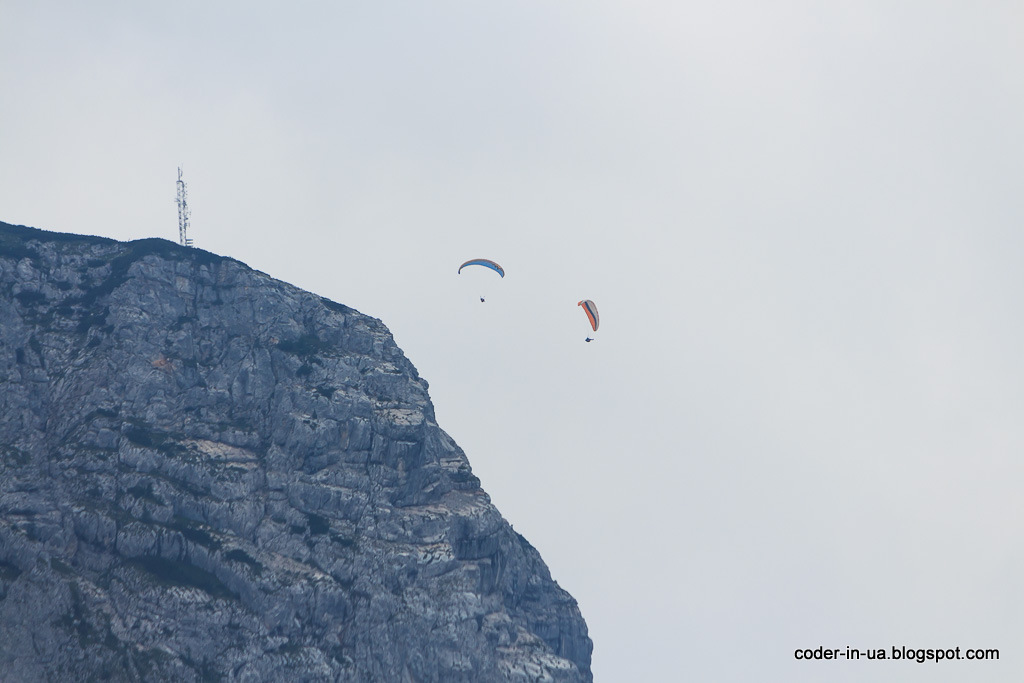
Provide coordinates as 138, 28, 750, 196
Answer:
458, 259, 505, 278
578, 300, 599, 331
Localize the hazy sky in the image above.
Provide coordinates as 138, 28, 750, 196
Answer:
3, 2, 1023, 680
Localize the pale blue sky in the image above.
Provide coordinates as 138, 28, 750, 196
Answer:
3, 2, 1023, 680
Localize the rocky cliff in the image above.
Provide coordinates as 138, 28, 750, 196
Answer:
0, 221, 592, 682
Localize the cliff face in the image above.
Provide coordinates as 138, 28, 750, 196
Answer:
0, 222, 591, 682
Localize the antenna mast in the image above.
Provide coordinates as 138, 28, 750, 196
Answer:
176, 167, 193, 247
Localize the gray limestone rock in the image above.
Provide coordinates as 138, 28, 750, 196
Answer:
0, 222, 592, 682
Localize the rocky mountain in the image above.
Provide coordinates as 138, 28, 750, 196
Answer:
0, 221, 592, 682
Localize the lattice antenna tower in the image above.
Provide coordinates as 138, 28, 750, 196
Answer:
176, 167, 193, 247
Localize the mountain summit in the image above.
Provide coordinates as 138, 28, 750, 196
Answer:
0, 222, 592, 681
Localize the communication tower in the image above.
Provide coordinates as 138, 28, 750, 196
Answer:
176, 167, 193, 247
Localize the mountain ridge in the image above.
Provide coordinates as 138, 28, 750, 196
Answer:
0, 220, 592, 681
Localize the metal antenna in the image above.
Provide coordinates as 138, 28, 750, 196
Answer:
176, 167, 193, 247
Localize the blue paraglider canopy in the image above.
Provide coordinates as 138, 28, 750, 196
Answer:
458, 259, 505, 278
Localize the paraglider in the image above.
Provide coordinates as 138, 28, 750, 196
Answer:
578, 300, 599, 341
458, 259, 504, 302
457, 259, 504, 278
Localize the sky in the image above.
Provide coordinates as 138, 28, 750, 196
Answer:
2, 2, 1024, 680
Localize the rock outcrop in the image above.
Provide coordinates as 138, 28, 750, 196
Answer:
0, 221, 592, 682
